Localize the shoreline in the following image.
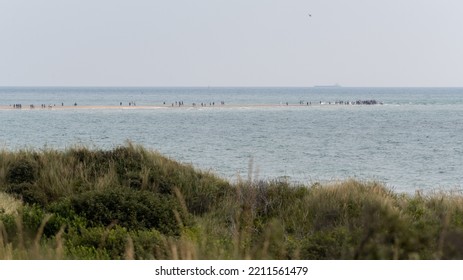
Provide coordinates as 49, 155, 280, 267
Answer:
0, 102, 383, 111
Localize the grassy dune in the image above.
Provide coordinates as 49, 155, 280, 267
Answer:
1, 143, 463, 259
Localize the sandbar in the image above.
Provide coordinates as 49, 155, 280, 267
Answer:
0, 102, 381, 111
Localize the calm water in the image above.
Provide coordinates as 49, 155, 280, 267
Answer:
1, 87, 462, 192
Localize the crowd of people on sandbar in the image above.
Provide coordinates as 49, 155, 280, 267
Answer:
192, 101, 225, 107
159, 101, 226, 107
8, 99, 382, 110
10, 102, 78, 109
121, 101, 136, 106
295, 99, 382, 106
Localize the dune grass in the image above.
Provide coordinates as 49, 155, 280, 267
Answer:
1, 143, 463, 259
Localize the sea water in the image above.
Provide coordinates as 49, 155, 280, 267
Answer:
1, 87, 462, 192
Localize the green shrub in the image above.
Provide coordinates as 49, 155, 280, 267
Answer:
6, 183, 49, 206
109, 146, 143, 177
6, 158, 38, 185
0, 204, 51, 247
65, 145, 232, 215
130, 229, 165, 259
63, 226, 166, 260
64, 225, 129, 259
51, 187, 186, 235
301, 226, 353, 259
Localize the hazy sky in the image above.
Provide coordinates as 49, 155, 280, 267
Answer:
1, 0, 462, 87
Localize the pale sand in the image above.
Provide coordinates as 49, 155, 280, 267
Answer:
0, 104, 327, 111
0, 105, 164, 110
1, 100, 384, 111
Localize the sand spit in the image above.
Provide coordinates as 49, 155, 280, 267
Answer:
0, 104, 291, 111
0, 102, 383, 111
0, 105, 165, 110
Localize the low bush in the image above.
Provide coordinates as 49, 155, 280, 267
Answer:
6, 183, 49, 206
50, 187, 186, 235
6, 158, 38, 185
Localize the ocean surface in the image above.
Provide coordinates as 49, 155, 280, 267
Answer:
1, 87, 462, 193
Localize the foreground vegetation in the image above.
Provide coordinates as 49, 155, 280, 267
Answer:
1, 143, 463, 259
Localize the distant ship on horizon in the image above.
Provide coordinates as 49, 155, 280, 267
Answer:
313, 83, 341, 88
